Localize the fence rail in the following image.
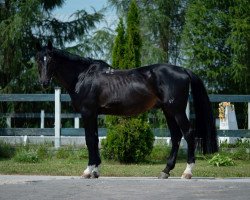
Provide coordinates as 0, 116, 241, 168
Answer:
1, 94, 250, 102
1, 88, 250, 147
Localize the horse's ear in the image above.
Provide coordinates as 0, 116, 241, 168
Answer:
48, 40, 53, 50
36, 42, 42, 51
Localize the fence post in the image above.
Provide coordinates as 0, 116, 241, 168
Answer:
74, 117, 80, 128
186, 101, 190, 119
40, 110, 45, 129
248, 102, 250, 130
6, 117, 11, 128
55, 87, 61, 148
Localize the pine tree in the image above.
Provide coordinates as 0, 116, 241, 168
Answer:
108, 0, 188, 64
123, 0, 142, 68
0, 0, 103, 93
112, 18, 126, 69
181, 0, 250, 94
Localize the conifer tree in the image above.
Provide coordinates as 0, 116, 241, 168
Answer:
181, 0, 250, 94
123, 0, 142, 68
0, 0, 103, 93
112, 18, 126, 69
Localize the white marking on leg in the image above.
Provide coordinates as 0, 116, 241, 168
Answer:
82, 165, 100, 178
181, 163, 195, 179
91, 166, 100, 178
84, 165, 95, 174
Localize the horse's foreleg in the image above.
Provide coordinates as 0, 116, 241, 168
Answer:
159, 114, 182, 179
82, 115, 101, 179
175, 112, 195, 179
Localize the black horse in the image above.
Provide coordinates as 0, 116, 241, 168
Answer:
36, 41, 218, 179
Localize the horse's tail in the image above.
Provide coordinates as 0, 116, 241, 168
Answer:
186, 69, 218, 154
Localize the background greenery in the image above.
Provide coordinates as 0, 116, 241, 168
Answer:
0, 1, 249, 126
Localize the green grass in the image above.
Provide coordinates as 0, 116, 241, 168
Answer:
0, 158, 250, 177
0, 142, 250, 178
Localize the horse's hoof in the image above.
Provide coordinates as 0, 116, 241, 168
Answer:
81, 173, 91, 179
90, 171, 99, 179
181, 173, 192, 179
158, 172, 170, 179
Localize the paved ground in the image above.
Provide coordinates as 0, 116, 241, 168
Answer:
0, 175, 250, 200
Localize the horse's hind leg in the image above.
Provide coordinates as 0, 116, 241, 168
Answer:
159, 112, 182, 179
174, 112, 195, 179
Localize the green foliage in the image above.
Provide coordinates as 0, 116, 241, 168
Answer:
55, 145, 88, 160
208, 154, 236, 167
112, 18, 126, 68
14, 149, 39, 163
0, 0, 103, 93
219, 139, 250, 161
108, 0, 187, 64
0, 140, 15, 158
181, 0, 250, 94
102, 118, 154, 163
68, 28, 115, 64
146, 144, 171, 163
55, 146, 73, 159
12, 143, 53, 163
220, 139, 250, 149
231, 148, 250, 161
36, 144, 52, 159
123, 0, 142, 68
146, 143, 188, 163
74, 147, 89, 160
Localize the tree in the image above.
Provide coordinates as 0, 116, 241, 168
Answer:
67, 28, 115, 64
112, 18, 126, 68
123, 0, 142, 68
108, 0, 188, 65
181, 0, 250, 94
0, 0, 103, 93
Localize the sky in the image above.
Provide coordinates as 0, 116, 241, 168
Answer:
52, 0, 117, 28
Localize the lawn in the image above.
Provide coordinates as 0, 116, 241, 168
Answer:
1, 158, 250, 178
0, 142, 250, 178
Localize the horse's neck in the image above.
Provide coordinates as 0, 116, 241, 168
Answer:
53, 55, 90, 94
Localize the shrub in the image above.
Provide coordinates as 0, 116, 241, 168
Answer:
75, 147, 88, 160
102, 117, 154, 163
14, 149, 39, 163
220, 139, 250, 148
232, 148, 250, 160
55, 146, 73, 159
208, 154, 236, 167
146, 143, 170, 163
0, 140, 15, 159
36, 144, 52, 160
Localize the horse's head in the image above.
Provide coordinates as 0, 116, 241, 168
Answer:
35, 41, 55, 88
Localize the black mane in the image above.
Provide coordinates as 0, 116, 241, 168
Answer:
52, 48, 111, 69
